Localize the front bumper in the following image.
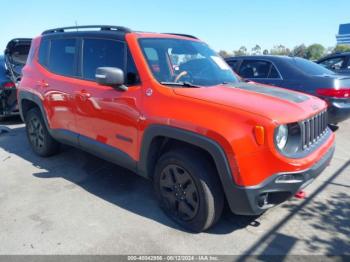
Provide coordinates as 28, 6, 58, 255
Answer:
226, 145, 335, 216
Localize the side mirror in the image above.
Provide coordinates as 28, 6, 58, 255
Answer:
95, 67, 128, 91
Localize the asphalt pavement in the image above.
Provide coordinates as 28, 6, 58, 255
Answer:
0, 117, 349, 256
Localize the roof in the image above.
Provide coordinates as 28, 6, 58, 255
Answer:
40, 25, 198, 41
41, 30, 128, 41
42, 25, 131, 35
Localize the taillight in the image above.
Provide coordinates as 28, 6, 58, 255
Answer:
3, 82, 16, 89
316, 88, 350, 98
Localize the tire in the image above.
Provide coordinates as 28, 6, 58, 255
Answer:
154, 148, 224, 232
25, 107, 60, 157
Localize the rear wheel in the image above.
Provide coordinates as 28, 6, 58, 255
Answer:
154, 148, 224, 232
25, 108, 60, 157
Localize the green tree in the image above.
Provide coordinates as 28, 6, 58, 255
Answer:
263, 49, 269, 55
218, 50, 230, 58
333, 44, 350, 53
292, 44, 307, 58
251, 44, 261, 55
305, 44, 325, 60
270, 45, 290, 56
234, 46, 248, 56
326, 46, 334, 55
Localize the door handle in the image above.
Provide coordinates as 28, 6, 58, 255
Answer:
36, 80, 49, 88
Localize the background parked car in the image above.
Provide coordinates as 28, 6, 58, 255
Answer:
317, 52, 350, 75
225, 55, 350, 124
4, 38, 32, 84
0, 38, 31, 121
0, 55, 17, 120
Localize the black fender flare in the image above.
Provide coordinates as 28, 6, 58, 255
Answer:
18, 90, 49, 128
138, 124, 239, 200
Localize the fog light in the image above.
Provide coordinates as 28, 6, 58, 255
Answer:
257, 193, 268, 207
275, 174, 303, 183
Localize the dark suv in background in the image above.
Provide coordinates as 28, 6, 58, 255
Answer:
0, 38, 31, 120
317, 52, 350, 75
225, 55, 350, 124
0, 55, 17, 120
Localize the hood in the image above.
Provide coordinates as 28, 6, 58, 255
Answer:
173, 82, 326, 123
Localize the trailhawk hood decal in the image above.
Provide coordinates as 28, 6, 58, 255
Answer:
235, 82, 309, 103
173, 83, 325, 123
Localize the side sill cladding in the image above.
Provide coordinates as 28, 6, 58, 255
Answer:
18, 90, 137, 173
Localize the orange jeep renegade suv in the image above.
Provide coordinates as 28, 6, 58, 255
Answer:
18, 25, 335, 232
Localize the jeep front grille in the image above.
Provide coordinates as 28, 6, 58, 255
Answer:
300, 110, 328, 150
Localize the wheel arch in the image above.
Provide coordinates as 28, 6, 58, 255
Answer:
138, 125, 238, 202
18, 91, 49, 128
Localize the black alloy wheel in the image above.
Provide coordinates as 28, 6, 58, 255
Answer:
154, 148, 224, 232
159, 164, 199, 221
27, 116, 45, 150
25, 108, 60, 157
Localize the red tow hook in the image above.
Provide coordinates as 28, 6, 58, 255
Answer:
294, 190, 306, 199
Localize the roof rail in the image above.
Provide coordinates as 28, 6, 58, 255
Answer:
42, 25, 132, 35
163, 33, 198, 39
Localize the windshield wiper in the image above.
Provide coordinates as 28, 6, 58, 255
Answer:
160, 81, 200, 88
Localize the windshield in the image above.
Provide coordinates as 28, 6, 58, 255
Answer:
139, 38, 239, 86
293, 57, 335, 76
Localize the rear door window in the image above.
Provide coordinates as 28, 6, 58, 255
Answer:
82, 39, 125, 81
239, 60, 280, 79
47, 38, 77, 77
226, 60, 239, 72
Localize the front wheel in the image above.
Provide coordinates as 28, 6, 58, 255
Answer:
154, 148, 224, 232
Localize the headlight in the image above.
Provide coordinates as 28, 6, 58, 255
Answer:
275, 125, 288, 150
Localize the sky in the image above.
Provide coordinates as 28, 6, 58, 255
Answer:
0, 0, 349, 53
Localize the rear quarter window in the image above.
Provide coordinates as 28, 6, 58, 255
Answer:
38, 38, 49, 67
239, 60, 270, 78
226, 60, 239, 72
47, 38, 77, 77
